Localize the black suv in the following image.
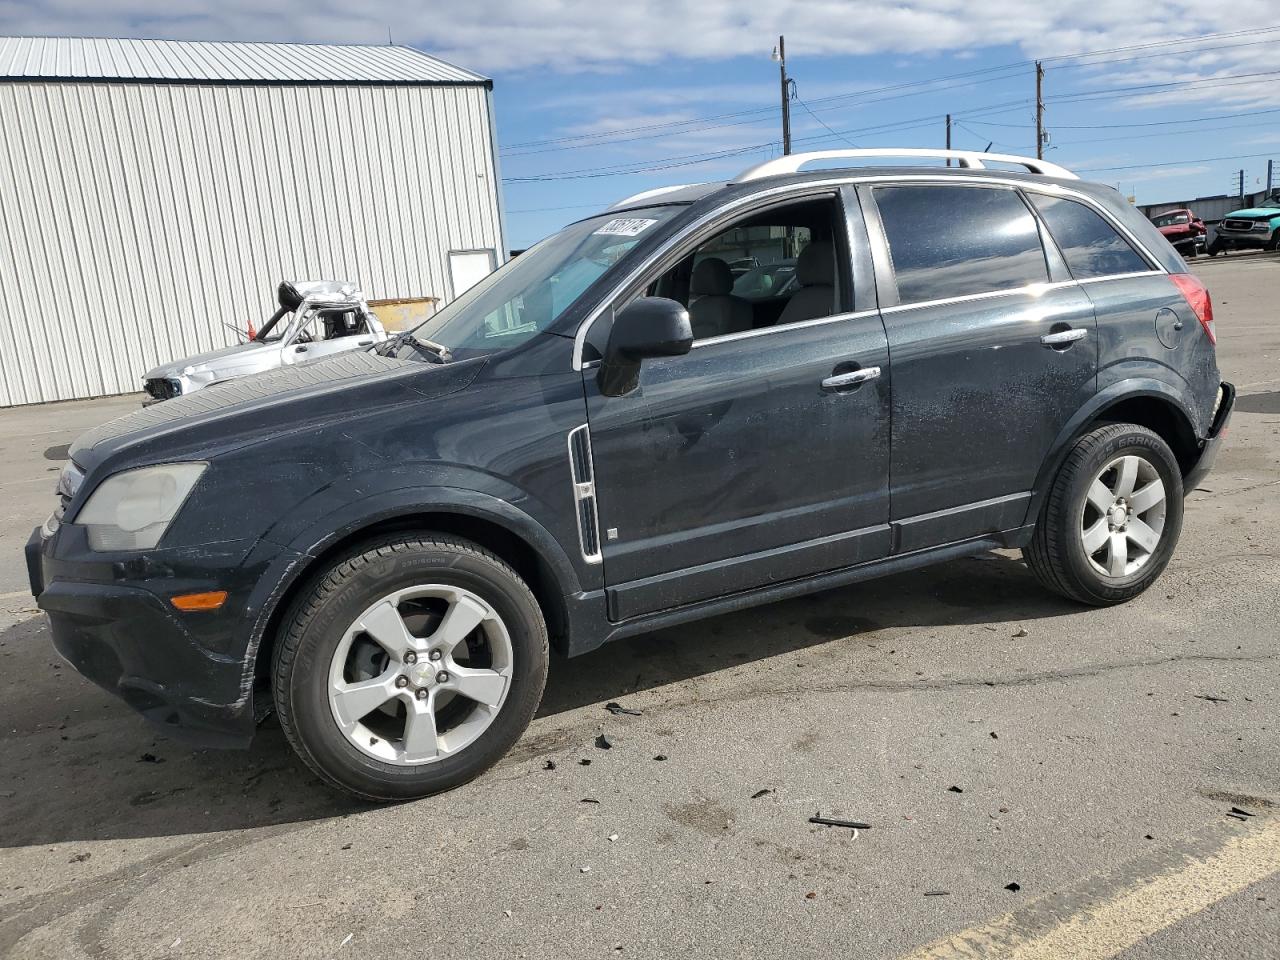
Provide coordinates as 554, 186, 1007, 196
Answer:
28, 150, 1235, 800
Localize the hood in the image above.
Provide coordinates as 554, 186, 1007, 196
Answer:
143, 341, 274, 380
1157, 223, 1193, 235
1224, 207, 1280, 219
71, 351, 484, 475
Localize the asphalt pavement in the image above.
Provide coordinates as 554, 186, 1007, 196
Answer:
1, 251, 1277, 959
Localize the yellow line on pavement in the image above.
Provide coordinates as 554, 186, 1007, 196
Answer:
900, 817, 1280, 960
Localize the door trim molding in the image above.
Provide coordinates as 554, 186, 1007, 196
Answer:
605, 521, 892, 622
691, 308, 882, 349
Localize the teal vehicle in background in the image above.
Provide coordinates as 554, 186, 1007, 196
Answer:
1209, 192, 1280, 255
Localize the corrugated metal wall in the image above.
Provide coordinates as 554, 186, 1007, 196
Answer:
0, 81, 503, 406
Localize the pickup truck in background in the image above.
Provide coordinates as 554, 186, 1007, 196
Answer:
1208, 194, 1280, 256
1150, 208, 1206, 258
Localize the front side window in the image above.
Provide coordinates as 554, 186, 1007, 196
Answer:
1030, 194, 1150, 279
396, 206, 680, 360
643, 195, 847, 341
874, 185, 1048, 305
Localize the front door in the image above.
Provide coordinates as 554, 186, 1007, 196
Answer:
863, 182, 1099, 551
583, 192, 892, 621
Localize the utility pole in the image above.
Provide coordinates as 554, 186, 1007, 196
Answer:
1268, 159, 1275, 194
772, 36, 792, 155
1238, 169, 1246, 201
945, 113, 951, 166
1035, 61, 1045, 160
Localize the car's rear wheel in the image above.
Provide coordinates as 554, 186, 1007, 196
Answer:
272, 534, 548, 801
1025, 424, 1184, 605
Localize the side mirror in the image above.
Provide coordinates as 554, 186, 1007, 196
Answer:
597, 297, 693, 397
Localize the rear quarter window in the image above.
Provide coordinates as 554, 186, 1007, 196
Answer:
1029, 194, 1151, 279
873, 185, 1048, 305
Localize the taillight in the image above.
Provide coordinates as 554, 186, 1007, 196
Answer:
1169, 273, 1215, 345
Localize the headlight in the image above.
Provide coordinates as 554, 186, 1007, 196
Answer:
75, 463, 207, 551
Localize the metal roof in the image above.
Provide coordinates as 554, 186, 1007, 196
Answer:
0, 36, 488, 85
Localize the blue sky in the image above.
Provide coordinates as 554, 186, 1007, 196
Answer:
495, 42, 1280, 247
7, 1, 1280, 248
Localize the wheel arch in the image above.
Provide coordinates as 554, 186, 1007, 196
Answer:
1025, 381, 1202, 526
248, 496, 580, 699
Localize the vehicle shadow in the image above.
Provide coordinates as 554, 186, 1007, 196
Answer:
0, 550, 1076, 847
538, 548, 1075, 715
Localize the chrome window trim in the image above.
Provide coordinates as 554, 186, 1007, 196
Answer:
1077, 270, 1166, 285
878, 279, 1080, 315
690, 309, 881, 349
571, 172, 1166, 369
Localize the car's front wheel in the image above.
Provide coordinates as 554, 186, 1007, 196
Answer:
272, 534, 548, 801
1025, 424, 1184, 605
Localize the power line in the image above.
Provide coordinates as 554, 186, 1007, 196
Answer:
506, 76, 1279, 183
1077, 151, 1280, 173
1036, 25, 1280, 63
795, 96, 862, 147
504, 144, 769, 182
503, 58, 1280, 159
500, 25, 1280, 155
1050, 118, 1280, 148
965, 106, 1280, 129
504, 108, 1021, 183
507, 201, 617, 214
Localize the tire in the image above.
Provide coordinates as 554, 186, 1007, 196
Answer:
1024, 424, 1184, 606
272, 534, 549, 801
1207, 242, 1222, 257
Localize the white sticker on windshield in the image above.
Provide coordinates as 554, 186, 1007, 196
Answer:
593, 218, 659, 238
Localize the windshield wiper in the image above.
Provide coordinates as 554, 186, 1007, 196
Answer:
376, 332, 452, 364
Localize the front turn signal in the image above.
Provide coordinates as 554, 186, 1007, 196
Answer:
170, 590, 228, 612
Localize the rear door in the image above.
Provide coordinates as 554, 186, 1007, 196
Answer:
583, 189, 892, 621
862, 181, 1098, 551
1026, 191, 1215, 429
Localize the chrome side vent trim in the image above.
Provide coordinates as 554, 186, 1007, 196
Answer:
567, 424, 602, 564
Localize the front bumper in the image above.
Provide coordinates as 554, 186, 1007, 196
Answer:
26, 525, 274, 748
1185, 381, 1235, 492
1214, 228, 1275, 249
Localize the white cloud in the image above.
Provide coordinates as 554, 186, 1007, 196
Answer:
5, 0, 1279, 76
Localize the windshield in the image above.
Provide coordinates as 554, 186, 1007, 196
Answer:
391, 207, 681, 360
1153, 212, 1190, 226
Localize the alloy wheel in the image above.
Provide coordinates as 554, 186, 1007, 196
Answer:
327, 585, 513, 765
1080, 454, 1167, 579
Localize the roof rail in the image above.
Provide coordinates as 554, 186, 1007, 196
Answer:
734, 149, 1078, 182
610, 183, 705, 209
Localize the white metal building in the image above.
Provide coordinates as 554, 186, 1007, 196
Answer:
0, 37, 506, 406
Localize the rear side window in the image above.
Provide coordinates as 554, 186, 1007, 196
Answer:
1029, 194, 1150, 279
874, 185, 1048, 304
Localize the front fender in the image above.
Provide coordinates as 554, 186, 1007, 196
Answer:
267, 480, 585, 597
235, 479, 589, 704
1023, 377, 1200, 526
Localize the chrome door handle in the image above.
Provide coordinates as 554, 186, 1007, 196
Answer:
1040, 328, 1088, 346
822, 366, 881, 390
